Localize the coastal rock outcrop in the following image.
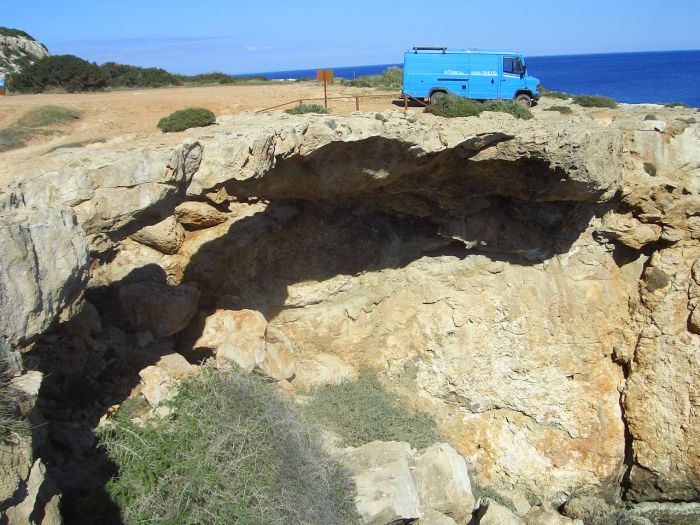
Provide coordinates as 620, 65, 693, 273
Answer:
1, 105, 699, 523
0, 29, 49, 76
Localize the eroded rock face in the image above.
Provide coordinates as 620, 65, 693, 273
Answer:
2, 107, 700, 519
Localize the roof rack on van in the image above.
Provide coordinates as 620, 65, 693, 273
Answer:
413, 47, 447, 53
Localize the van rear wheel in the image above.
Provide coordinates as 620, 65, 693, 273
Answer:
514, 93, 533, 108
430, 91, 447, 105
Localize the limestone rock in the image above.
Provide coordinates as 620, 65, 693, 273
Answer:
131, 215, 185, 254
119, 282, 200, 337
194, 309, 267, 372
259, 327, 296, 381
525, 508, 583, 525
478, 499, 526, 525
0, 204, 88, 353
4, 459, 59, 525
624, 244, 700, 502
417, 509, 458, 525
0, 32, 49, 75
292, 353, 358, 391
341, 441, 421, 525
174, 201, 227, 229
595, 213, 662, 249
412, 443, 474, 521
138, 353, 196, 408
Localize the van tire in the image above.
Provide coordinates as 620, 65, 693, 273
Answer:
514, 93, 533, 108
430, 91, 447, 105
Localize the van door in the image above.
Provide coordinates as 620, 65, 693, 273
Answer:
468, 53, 499, 100
499, 56, 524, 100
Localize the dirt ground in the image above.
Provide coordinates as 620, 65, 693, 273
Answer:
0, 81, 403, 140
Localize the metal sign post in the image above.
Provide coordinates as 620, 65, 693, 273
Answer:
316, 69, 333, 109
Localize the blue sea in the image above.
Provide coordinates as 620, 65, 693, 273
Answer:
247, 50, 700, 108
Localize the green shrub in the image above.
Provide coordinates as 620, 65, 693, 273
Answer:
471, 480, 519, 513
304, 369, 440, 449
100, 368, 359, 525
483, 99, 534, 120
15, 105, 81, 127
643, 162, 657, 176
426, 94, 533, 119
157, 107, 216, 132
544, 105, 573, 114
663, 101, 690, 108
0, 27, 36, 40
101, 62, 177, 88
342, 67, 403, 89
0, 358, 27, 442
572, 94, 617, 108
10, 55, 108, 93
285, 104, 329, 115
539, 87, 571, 100
0, 128, 32, 152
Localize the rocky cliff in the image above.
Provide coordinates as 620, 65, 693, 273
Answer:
0, 28, 49, 77
1, 105, 699, 524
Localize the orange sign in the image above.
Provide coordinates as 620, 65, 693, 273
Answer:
316, 69, 334, 82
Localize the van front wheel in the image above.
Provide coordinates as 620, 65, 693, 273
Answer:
430, 91, 447, 105
514, 93, 533, 108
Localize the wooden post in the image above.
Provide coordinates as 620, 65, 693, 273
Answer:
316, 69, 334, 111
355, 96, 359, 111
323, 80, 328, 110
404, 94, 408, 112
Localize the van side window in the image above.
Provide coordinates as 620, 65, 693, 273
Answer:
503, 57, 523, 75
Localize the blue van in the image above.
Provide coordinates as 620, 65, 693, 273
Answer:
402, 47, 540, 107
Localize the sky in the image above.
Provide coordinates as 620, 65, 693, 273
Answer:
3, 0, 699, 75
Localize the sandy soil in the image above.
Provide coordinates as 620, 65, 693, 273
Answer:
0, 81, 402, 140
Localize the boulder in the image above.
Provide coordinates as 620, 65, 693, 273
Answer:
4, 459, 59, 525
412, 443, 474, 521
0, 204, 88, 353
417, 509, 458, 525
131, 215, 185, 254
119, 282, 200, 337
525, 508, 583, 525
478, 499, 526, 525
259, 327, 296, 381
341, 441, 421, 525
174, 201, 227, 229
194, 309, 267, 372
292, 353, 357, 391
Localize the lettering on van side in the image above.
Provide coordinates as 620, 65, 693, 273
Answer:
442, 70, 497, 76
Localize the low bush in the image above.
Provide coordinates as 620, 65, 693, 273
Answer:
100, 368, 359, 525
572, 94, 617, 108
157, 107, 215, 132
342, 67, 403, 89
544, 105, 573, 114
101, 62, 176, 88
285, 104, 329, 115
539, 87, 571, 100
15, 105, 81, 127
426, 94, 533, 119
0, 357, 26, 442
304, 369, 440, 449
663, 101, 691, 108
0, 128, 32, 152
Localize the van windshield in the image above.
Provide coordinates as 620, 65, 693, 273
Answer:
503, 57, 524, 75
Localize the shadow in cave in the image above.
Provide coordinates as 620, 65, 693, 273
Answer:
24, 264, 196, 525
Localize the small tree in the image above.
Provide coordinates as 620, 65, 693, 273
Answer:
10, 55, 108, 93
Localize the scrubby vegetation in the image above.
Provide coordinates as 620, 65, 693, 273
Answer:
341, 67, 402, 89
16, 105, 81, 127
10, 55, 107, 93
157, 107, 216, 132
663, 101, 691, 108
0, 27, 36, 40
305, 370, 440, 449
545, 105, 573, 114
0, 105, 79, 152
425, 93, 533, 120
100, 368, 359, 525
573, 94, 618, 108
0, 358, 26, 442
285, 104, 329, 115
539, 87, 571, 100
8, 53, 270, 93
